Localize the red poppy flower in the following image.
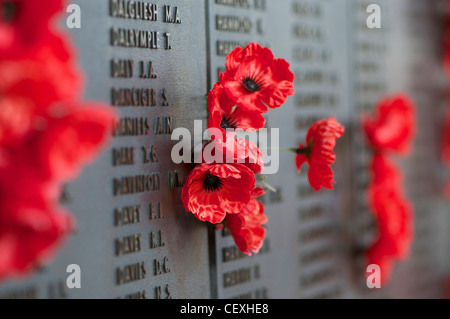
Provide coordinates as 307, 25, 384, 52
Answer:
362, 95, 416, 155
0, 194, 73, 281
225, 187, 267, 256
221, 43, 295, 113
201, 138, 264, 175
0, 33, 82, 149
365, 152, 414, 284
0, 0, 65, 58
367, 153, 413, 259
295, 117, 345, 191
181, 163, 256, 224
208, 82, 266, 136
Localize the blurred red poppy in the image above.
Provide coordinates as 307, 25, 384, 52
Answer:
295, 117, 345, 191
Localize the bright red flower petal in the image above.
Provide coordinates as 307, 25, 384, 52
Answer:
366, 249, 395, 286
0, 208, 73, 280
231, 107, 266, 131
368, 185, 413, 259
181, 163, 256, 224
208, 83, 266, 138
0, 186, 73, 281
362, 95, 416, 155
27, 103, 117, 182
0, 35, 83, 149
369, 153, 402, 186
208, 83, 235, 120
295, 150, 308, 174
225, 187, 268, 256
0, 35, 82, 109
296, 117, 345, 191
201, 138, 264, 174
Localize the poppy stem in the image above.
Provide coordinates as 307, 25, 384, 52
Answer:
262, 147, 300, 154
278, 148, 299, 153
277, 147, 308, 155
259, 180, 277, 193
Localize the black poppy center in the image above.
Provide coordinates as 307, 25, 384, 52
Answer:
220, 114, 238, 130
242, 76, 263, 93
203, 173, 224, 193
296, 143, 313, 159
1, 2, 16, 23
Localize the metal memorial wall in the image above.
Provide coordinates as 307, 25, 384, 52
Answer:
0, 0, 449, 299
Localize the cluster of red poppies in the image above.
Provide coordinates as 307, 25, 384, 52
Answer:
182, 43, 346, 256
182, 43, 295, 255
362, 95, 416, 285
0, 0, 116, 281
